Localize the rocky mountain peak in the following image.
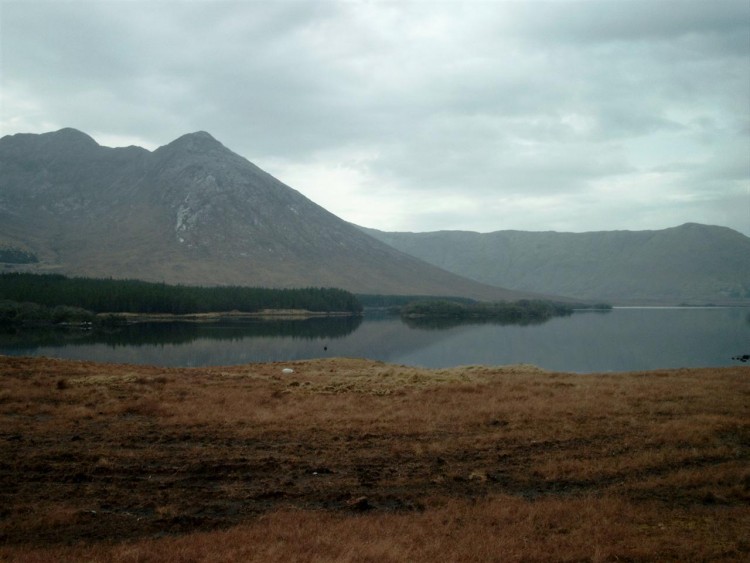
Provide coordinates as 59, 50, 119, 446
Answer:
51, 127, 98, 142
43, 128, 100, 153
0, 128, 100, 159
158, 131, 227, 155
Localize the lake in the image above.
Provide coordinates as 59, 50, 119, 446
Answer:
1, 307, 748, 373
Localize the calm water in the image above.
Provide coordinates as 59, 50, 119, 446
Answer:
1, 307, 748, 373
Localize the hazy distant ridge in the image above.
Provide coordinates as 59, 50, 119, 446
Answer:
361, 224, 750, 304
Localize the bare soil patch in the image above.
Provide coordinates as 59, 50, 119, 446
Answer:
1, 355, 748, 561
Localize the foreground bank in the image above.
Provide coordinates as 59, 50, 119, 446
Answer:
1, 356, 748, 562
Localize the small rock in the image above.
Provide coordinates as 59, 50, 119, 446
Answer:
282, 368, 294, 374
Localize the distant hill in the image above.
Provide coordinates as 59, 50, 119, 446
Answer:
361, 224, 750, 304
0, 128, 541, 301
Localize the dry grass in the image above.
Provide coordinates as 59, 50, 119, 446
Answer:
4, 496, 749, 562
0, 355, 749, 561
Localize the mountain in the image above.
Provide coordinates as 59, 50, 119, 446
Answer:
361, 224, 750, 304
0, 128, 540, 301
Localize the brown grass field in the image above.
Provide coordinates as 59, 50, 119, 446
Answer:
0, 354, 748, 562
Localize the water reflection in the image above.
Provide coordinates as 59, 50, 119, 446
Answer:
0, 308, 747, 372
0, 315, 362, 350
402, 314, 572, 330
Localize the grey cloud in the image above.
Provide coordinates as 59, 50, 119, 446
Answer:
501, 0, 750, 45
1, 0, 748, 235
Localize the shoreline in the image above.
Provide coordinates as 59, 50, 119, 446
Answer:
101, 309, 360, 323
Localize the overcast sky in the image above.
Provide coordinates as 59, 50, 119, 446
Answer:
2, 0, 749, 235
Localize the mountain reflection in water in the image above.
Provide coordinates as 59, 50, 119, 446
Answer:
401, 312, 580, 330
0, 308, 747, 372
0, 316, 363, 349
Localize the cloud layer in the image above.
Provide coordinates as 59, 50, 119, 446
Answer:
2, 0, 748, 234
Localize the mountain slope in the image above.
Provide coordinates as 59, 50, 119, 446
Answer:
361, 224, 750, 304
0, 129, 539, 301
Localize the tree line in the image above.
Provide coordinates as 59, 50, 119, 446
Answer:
0, 273, 363, 317
400, 299, 575, 322
356, 294, 477, 310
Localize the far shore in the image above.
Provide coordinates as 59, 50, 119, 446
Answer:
97, 309, 361, 323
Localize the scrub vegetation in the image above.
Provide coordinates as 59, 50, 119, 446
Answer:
1, 356, 748, 561
0, 301, 96, 326
400, 299, 574, 325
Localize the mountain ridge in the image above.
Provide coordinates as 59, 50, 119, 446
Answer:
361, 223, 750, 304
0, 128, 544, 301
